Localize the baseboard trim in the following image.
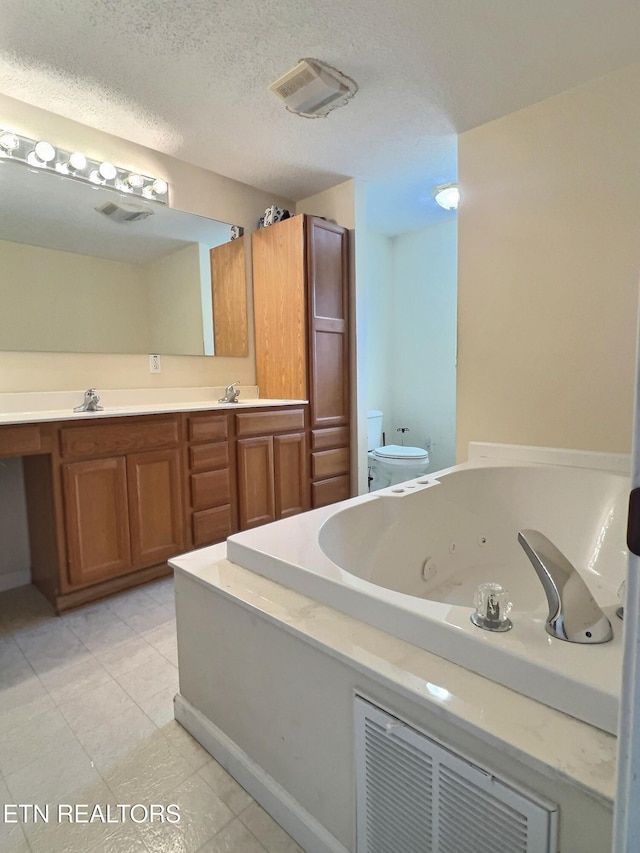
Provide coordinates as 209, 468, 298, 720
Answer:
0, 569, 31, 593
174, 693, 349, 853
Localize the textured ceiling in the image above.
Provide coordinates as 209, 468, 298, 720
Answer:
2, 0, 640, 234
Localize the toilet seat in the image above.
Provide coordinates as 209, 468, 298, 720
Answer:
372, 444, 429, 460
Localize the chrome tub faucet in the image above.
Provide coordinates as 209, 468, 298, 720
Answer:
518, 529, 613, 644
73, 389, 103, 412
218, 382, 240, 404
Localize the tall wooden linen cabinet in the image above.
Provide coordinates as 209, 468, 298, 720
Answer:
252, 214, 351, 508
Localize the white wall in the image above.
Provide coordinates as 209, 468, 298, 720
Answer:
364, 232, 394, 427
389, 221, 457, 472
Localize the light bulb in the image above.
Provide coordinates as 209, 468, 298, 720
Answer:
56, 152, 87, 175
98, 161, 117, 181
125, 173, 145, 189
69, 152, 87, 171
143, 178, 168, 199
0, 132, 19, 153
89, 169, 105, 185
152, 179, 167, 196
27, 140, 56, 167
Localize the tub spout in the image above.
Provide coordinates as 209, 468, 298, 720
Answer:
517, 529, 613, 644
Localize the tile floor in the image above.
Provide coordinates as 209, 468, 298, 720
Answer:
0, 579, 304, 853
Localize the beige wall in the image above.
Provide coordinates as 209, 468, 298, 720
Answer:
146, 243, 203, 355
0, 92, 293, 392
457, 62, 640, 460
0, 239, 151, 353
295, 179, 356, 229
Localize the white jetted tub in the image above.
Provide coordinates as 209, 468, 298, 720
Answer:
226, 443, 630, 734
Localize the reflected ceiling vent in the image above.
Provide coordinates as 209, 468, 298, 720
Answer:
269, 58, 358, 118
96, 201, 154, 223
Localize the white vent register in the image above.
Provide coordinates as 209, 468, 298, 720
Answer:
355, 697, 557, 853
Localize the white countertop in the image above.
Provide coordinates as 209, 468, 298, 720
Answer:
171, 543, 617, 808
0, 386, 308, 425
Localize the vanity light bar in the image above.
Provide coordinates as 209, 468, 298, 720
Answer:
0, 128, 169, 203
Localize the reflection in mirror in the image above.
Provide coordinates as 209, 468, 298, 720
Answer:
0, 159, 245, 356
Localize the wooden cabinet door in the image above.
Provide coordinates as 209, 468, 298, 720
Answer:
127, 448, 184, 568
63, 457, 131, 587
237, 436, 275, 530
252, 216, 307, 400
274, 432, 308, 519
306, 216, 349, 430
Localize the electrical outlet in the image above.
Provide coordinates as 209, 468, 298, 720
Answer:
149, 353, 161, 373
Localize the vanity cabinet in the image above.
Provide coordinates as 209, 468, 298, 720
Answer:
235, 408, 308, 529
252, 214, 351, 508
185, 412, 236, 548
59, 418, 184, 589
3, 402, 311, 612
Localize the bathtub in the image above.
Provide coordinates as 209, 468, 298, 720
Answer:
226, 443, 630, 734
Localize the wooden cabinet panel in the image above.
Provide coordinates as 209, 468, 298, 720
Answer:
61, 418, 179, 458
312, 475, 351, 509
311, 447, 350, 480
237, 436, 275, 529
311, 328, 349, 427
252, 216, 307, 400
192, 506, 233, 547
190, 469, 231, 511
63, 457, 132, 586
127, 449, 184, 568
188, 414, 228, 443
235, 408, 306, 437
311, 426, 350, 451
210, 236, 248, 357
274, 433, 308, 519
189, 442, 228, 472
308, 218, 347, 321
0, 424, 43, 456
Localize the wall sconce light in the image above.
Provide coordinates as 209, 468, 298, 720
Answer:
0, 126, 169, 204
434, 183, 460, 211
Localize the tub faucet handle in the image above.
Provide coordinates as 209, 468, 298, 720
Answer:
517, 529, 613, 644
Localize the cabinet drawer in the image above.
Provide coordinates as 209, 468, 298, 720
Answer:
189, 442, 229, 472
312, 474, 351, 508
190, 469, 230, 510
0, 424, 43, 456
192, 506, 233, 547
311, 426, 350, 451
311, 447, 350, 480
60, 418, 179, 458
236, 408, 305, 437
188, 414, 228, 443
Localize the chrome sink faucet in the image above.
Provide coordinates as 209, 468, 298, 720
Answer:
218, 382, 240, 404
73, 389, 103, 412
517, 529, 613, 644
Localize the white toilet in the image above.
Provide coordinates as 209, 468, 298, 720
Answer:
367, 410, 430, 489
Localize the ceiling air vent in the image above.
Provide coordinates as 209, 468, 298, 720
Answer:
269, 58, 357, 118
95, 202, 154, 223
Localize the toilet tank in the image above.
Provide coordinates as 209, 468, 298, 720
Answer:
367, 410, 383, 451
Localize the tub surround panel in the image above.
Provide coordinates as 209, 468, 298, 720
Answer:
172, 550, 615, 853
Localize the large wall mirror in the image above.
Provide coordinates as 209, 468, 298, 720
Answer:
0, 160, 248, 357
